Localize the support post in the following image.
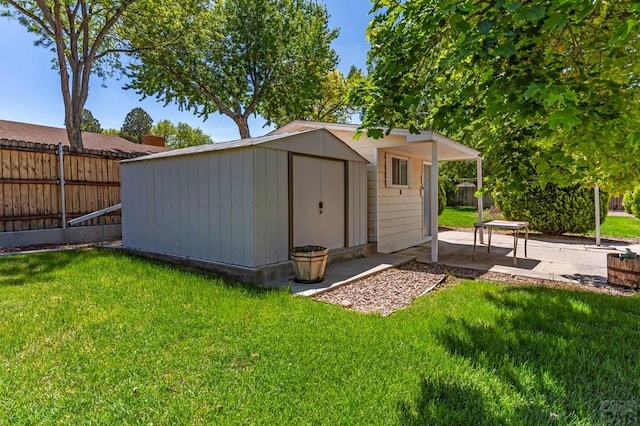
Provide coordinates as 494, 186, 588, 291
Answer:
476, 157, 484, 244
430, 142, 439, 263
58, 142, 66, 229
595, 185, 601, 246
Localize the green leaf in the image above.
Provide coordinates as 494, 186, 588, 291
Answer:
548, 109, 580, 130
478, 19, 492, 34
494, 42, 516, 58
504, 2, 520, 11
523, 83, 542, 99
542, 14, 568, 31
545, 92, 565, 107
608, 20, 636, 46
367, 128, 385, 139
517, 5, 546, 22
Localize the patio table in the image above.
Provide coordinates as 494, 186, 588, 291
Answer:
473, 220, 529, 266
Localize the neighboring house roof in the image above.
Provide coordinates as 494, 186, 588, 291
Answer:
0, 119, 166, 155
122, 128, 368, 164
271, 120, 480, 161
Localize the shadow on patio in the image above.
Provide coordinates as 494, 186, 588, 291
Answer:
398, 230, 639, 286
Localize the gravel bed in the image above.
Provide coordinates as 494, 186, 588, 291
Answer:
313, 261, 636, 316
313, 262, 445, 316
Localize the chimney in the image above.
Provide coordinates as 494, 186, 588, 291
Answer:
142, 134, 166, 147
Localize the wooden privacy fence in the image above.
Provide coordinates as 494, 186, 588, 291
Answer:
609, 194, 624, 211
0, 139, 142, 233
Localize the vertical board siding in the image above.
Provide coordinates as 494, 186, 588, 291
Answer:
122, 135, 368, 268
208, 154, 221, 262
218, 151, 233, 264
348, 161, 368, 247
253, 148, 289, 267
276, 151, 289, 261
187, 157, 201, 257
0, 144, 126, 232
230, 151, 245, 265
196, 155, 210, 260
253, 147, 268, 266
122, 148, 260, 268
242, 149, 255, 267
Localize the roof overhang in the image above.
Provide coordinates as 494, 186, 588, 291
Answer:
272, 120, 480, 162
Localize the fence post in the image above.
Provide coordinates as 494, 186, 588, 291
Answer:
595, 185, 601, 246
58, 142, 67, 228
476, 157, 484, 244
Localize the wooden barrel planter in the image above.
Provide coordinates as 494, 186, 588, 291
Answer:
290, 246, 329, 284
607, 253, 640, 288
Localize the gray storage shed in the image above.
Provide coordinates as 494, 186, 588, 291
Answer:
120, 129, 369, 284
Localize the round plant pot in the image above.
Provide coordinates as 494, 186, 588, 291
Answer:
290, 246, 329, 284
607, 253, 640, 288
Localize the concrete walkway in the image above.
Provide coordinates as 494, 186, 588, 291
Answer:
398, 230, 640, 285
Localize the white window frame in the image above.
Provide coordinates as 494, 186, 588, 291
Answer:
386, 154, 411, 188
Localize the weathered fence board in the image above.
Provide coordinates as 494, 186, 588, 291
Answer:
0, 139, 141, 233
609, 195, 624, 211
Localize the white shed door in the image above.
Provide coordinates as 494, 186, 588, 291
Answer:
292, 155, 345, 250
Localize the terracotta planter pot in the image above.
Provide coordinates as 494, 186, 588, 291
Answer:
290, 246, 329, 284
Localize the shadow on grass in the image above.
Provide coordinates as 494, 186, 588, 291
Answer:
0, 250, 77, 286
399, 377, 499, 425
107, 249, 284, 298
430, 286, 640, 423
399, 374, 556, 425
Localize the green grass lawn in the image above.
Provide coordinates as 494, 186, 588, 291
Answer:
590, 215, 640, 239
1, 250, 639, 424
439, 206, 490, 228
441, 206, 640, 239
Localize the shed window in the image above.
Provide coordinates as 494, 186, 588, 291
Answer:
386, 155, 410, 187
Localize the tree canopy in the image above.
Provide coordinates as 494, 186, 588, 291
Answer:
151, 120, 213, 148
0, 0, 140, 149
120, 107, 153, 143
80, 108, 102, 133
359, 0, 640, 192
295, 66, 365, 124
125, 0, 338, 138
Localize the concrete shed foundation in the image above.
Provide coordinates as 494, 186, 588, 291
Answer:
0, 225, 121, 249
118, 243, 376, 286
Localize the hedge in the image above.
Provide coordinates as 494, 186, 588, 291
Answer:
494, 184, 608, 235
622, 187, 640, 219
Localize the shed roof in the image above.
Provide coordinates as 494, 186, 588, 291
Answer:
121, 128, 368, 163
0, 119, 166, 155
272, 120, 480, 161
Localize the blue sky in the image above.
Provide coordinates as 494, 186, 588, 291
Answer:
0, 0, 372, 142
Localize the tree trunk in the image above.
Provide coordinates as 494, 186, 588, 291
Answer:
67, 103, 85, 150
234, 116, 251, 139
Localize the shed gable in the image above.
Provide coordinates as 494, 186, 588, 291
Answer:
258, 129, 367, 163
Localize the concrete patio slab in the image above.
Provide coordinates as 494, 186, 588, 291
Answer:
399, 230, 640, 285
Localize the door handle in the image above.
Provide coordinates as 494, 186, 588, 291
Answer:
319, 201, 323, 209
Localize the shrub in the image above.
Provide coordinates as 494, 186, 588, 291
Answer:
494, 184, 608, 235
439, 181, 447, 216
441, 178, 457, 206
622, 187, 640, 219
